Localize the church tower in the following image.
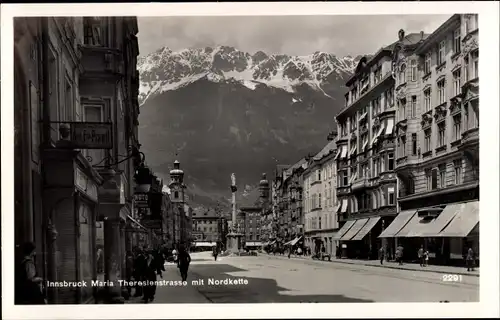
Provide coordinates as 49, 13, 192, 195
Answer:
169, 160, 185, 204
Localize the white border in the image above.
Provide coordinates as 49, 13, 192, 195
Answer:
1, 1, 499, 319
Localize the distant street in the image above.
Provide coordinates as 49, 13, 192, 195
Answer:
130, 251, 479, 303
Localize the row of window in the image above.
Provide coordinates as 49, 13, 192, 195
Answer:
425, 160, 463, 191
349, 187, 396, 213
307, 214, 335, 231
304, 163, 336, 190
304, 186, 336, 213
337, 151, 395, 187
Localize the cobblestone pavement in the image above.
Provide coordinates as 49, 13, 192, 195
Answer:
127, 251, 478, 303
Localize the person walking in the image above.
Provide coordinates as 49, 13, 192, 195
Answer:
142, 250, 158, 303
378, 246, 385, 265
418, 246, 424, 267
396, 245, 404, 265
213, 245, 219, 261
423, 249, 429, 267
177, 245, 191, 282
466, 247, 475, 271
172, 247, 178, 264
125, 251, 135, 297
133, 248, 146, 297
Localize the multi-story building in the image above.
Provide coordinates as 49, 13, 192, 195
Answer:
333, 31, 428, 259
380, 14, 479, 266
271, 164, 291, 242
14, 17, 141, 303
303, 133, 338, 256
192, 208, 222, 243
282, 158, 307, 242
168, 160, 193, 247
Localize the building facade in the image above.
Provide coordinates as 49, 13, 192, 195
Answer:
303, 135, 338, 256
383, 14, 479, 265
168, 160, 193, 247
192, 208, 222, 242
14, 16, 141, 304
333, 31, 429, 259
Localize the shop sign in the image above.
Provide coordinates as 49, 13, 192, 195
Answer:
75, 168, 99, 202
70, 122, 113, 149
134, 193, 149, 207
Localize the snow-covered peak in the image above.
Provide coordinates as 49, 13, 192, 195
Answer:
138, 46, 360, 105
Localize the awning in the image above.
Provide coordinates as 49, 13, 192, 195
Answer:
340, 145, 348, 159
340, 218, 369, 240
245, 242, 262, 247
359, 112, 367, 122
194, 242, 217, 247
340, 199, 348, 213
362, 140, 369, 151
378, 210, 416, 238
333, 220, 356, 240
290, 236, 303, 246
351, 216, 381, 240
349, 144, 357, 157
394, 213, 434, 238
438, 201, 479, 237
419, 205, 459, 237
384, 118, 394, 135
372, 125, 385, 144
333, 204, 341, 213
348, 171, 358, 184
126, 214, 147, 230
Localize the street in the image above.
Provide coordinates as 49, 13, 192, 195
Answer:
131, 251, 479, 303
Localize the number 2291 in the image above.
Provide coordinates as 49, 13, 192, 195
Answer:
442, 274, 463, 282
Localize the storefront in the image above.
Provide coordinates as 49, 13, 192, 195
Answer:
42, 149, 102, 304
379, 200, 479, 266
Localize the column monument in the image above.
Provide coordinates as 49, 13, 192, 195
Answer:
225, 173, 243, 254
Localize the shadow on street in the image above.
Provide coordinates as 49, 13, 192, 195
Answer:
185, 263, 374, 303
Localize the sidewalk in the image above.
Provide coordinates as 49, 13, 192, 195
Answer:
125, 265, 210, 304
262, 253, 480, 277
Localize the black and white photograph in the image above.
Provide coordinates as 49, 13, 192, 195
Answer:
2, 2, 499, 319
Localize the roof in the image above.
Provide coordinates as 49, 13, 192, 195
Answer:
313, 139, 337, 161
284, 158, 307, 181
346, 32, 428, 86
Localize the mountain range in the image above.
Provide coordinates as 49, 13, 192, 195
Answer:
137, 45, 361, 210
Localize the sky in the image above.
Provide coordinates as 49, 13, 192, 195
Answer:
137, 15, 450, 58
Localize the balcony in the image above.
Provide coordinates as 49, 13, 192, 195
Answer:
336, 186, 351, 196
79, 45, 124, 81
460, 127, 479, 148
351, 177, 368, 192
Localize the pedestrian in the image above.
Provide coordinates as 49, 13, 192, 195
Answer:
172, 247, 178, 264
133, 248, 146, 297
297, 247, 302, 256
213, 245, 218, 261
142, 250, 158, 303
396, 245, 404, 265
177, 245, 191, 282
15, 242, 46, 304
125, 251, 134, 297
424, 249, 429, 267
466, 247, 475, 271
379, 247, 385, 265
418, 245, 424, 267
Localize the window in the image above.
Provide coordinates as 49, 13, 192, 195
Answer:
439, 164, 447, 188
83, 17, 104, 46
410, 60, 417, 81
388, 152, 394, 171
318, 217, 322, 229
437, 79, 446, 104
317, 170, 321, 181
454, 159, 463, 185
174, 191, 179, 198
424, 52, 432, 75
438, 122, 446, 147
424, 89, 432, 112
64, 77, 73, 121
407, 177, 415, 195
380, 156, 385, 173
411, 95, 417, 118
386, 88, 394, 107
399, 135, 406, 158
388, 187, 395, 205
342, 170, 348, 187
471, 50, 479, 79
412, 133, 417, 155
374, 66, 382, 84
424, 128, 432, 152
84, 105, 105, 165
399, 64, 406, 84
464, 57, 469, 82
453, 28, 461, 53
453, 114, 462, 141
426, 170, 432, 191
431, 169, 438, 190
453, 69, 461, 97
399, 98, 406, 120
437, 40, 446, 65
